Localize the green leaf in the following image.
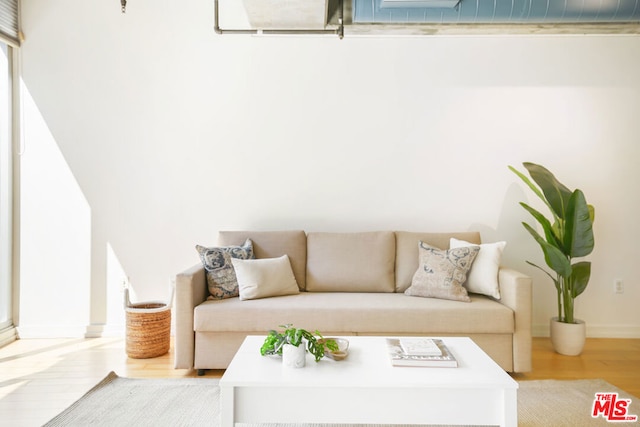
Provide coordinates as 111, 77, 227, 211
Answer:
570, 261, 591, 298
522, 222, 572, 277
260, 332, 282, 356
564, 190, 595, 258
519, 202, 562, 248
523, 162, 573, 220
325, 339, 339, 352
526, 261, 559, 288
509, 165, 547, 203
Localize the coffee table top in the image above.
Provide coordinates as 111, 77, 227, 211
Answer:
220, 336, 517, 390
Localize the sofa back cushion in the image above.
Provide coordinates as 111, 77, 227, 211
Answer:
306, 231, 395, 293
394, 231, 481, 293
217, 230, 307, 290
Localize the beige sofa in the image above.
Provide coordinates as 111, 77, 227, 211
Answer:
175, 230, 532, 374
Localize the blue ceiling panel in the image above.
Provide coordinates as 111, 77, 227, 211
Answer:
353, 0, 640, 24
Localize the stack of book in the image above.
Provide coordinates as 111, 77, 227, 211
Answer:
386, 338, 458, 367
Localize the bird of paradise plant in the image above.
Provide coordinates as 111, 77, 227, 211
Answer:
509, 162, 595, 324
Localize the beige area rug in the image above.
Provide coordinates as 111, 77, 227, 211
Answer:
44, 372, 639, 427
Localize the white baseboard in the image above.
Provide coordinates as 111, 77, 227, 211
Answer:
17, 323, 126, 339
585, 324, 640, 338
84, 324, 104, 338
0, 326, 17, 347
85, 323, 126, 338
533, 323, 640, 338
17, 325, 88, 338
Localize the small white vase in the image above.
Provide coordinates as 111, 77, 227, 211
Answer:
282, 343, 306, 368
550, 317, 586, 356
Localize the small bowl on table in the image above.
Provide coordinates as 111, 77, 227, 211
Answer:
318, 337, 349, 361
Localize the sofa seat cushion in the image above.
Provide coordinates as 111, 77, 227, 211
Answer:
193, 292, 514, 335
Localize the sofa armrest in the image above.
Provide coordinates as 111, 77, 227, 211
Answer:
497, 268, 532, 372
174, 264, 207, 369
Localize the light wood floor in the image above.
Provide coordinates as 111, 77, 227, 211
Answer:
0, 337, 638, 427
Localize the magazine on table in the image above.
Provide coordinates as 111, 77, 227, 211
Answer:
399, 338, 442, 356
387, 338, 458, 367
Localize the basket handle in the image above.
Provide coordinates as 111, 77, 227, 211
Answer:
123, 282, 174, 309
124, 286, 132, 309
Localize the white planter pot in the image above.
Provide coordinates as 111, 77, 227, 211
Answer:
550, 317, 586, 356
282, 343, 306, 368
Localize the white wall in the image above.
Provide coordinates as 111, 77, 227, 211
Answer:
17, 0, 640, 338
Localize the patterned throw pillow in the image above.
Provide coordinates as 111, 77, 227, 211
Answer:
405, 241, 480, 302
196, 239, 254, 299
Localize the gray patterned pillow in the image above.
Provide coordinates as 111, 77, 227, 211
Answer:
405, 241, 480, 302
196, 239, 254, 299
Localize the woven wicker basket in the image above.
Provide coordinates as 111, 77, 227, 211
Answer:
125, 290, 171, 359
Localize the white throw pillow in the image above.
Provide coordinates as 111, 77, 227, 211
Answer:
231, 255, 300, 301
450, 238, 506, 299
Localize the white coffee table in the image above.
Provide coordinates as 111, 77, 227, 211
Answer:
219, 336, 517, 426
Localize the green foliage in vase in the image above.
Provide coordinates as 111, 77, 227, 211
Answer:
260, 324, 338, 362
510, 162, 595, 324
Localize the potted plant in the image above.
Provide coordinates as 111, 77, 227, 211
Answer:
509, 162, 595, 355
260, 324, 339, 367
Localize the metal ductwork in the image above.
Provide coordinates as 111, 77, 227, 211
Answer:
354, 0, 640, 24
215, 0, 344, 38
242, 0, 329, 29
214, 0, 640, 38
